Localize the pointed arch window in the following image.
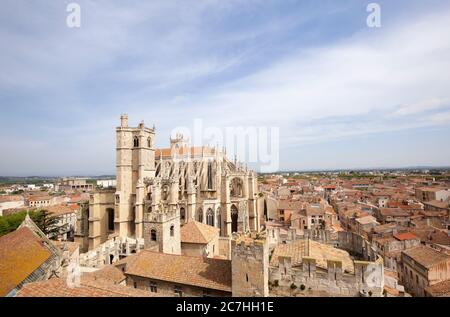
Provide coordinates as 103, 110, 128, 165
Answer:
197, 208, 203, 223
206, 208, 214, 226
133, 136, 139, 148
107, 208, 114, 232
216, 208, 221, 233
147, 137, 152, 148
170, 225, 175, 237
207, 161, 213, 190
180, 208, 186, 223
231, 204, 238, 233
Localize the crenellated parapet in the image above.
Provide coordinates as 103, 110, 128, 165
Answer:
269, 238, 384, 297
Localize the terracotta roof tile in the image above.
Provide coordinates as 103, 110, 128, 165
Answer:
278, 200, 304, 210
16, 277, 153, 297
0, 227, 52, 296
403, 246, 450, 268
393, 232, 418, 241
0, 195, 24, 203
270, 239, 354, 274
125, 250, 231, 292
410, 228, 450, 246
181, 221, 219, 244
379, 208, 410, 217
27, 196, 52, 202
83, 265, 126, 284
44, 204, 76, 216
52, 240, 80, 256
425, 279, 450, 297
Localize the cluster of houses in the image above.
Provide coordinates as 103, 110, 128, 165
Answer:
259, 173, 450, 297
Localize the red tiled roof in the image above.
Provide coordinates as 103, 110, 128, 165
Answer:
44, 204, 76, 216
0, 227, 52, 296
393, 232, 417, 241
278, 200, 304, 210
0, 195, 24, 203
125, 250, 232, 292
181, 221, 219, 244
83, 265, 126, 284
425, 280, 450, 297
403, 246, 450, 268
27, 196, 51, 202
379, 208, 410, 217
16, 277, 153, 297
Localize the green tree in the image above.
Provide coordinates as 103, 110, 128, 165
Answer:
32, 209, 68, 239
0, 210, 41, 236
0, 209, 67, 239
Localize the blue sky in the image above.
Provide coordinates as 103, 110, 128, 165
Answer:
1, 0, 450, 176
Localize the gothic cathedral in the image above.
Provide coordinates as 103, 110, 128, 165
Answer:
78, 115, 261, 253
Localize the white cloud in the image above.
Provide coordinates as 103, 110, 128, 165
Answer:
167, 8, 450, 148
391, 98, 449, 117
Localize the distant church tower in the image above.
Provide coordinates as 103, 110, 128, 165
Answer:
116, 114, 156, 239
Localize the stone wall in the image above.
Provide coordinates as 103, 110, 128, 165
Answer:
218, 236, 231, 259
270, 255, 384, 297
231, 233, 269, 297
337, 231, 377, 261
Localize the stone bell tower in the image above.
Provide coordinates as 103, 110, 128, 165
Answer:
116, 114, 156, 239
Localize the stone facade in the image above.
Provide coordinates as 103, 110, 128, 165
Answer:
143, 209, 181, 255
337, 231, 378, 262
400, 246, 450, 297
